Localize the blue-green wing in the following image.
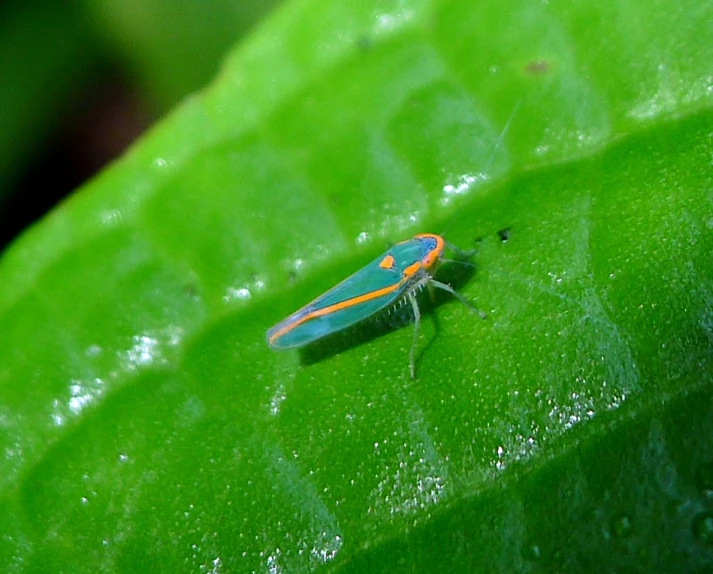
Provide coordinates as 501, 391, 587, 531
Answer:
267, 246, 422, 349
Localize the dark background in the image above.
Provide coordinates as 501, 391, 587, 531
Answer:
0, 0, 281, 251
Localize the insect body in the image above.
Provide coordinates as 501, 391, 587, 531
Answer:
266, 233, 483, 378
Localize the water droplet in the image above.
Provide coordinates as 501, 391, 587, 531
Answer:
222, 286, 252, 302
86, 344, 102, 357
442, 173, 484, 198
100, 209, 124, 226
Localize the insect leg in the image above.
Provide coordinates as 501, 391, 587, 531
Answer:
430, 279, 487, 319
407, 291, 421, 379
443, 241, 478, 260
439, 257, 476, 268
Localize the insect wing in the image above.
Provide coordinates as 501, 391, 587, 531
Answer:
267, 251, 407, 349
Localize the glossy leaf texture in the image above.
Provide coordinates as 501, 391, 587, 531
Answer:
1, 0, 712, 572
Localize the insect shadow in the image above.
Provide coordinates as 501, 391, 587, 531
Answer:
299, 258, 479, 369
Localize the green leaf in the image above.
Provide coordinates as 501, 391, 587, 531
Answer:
1, 0, 713, 572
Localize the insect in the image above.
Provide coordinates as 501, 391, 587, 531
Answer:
266, 233, 485, 378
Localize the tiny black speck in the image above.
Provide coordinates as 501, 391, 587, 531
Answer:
497, 228, 511, 243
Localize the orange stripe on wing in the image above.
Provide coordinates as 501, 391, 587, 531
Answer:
268, 279, 405, 344
403, 261, 421, 279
